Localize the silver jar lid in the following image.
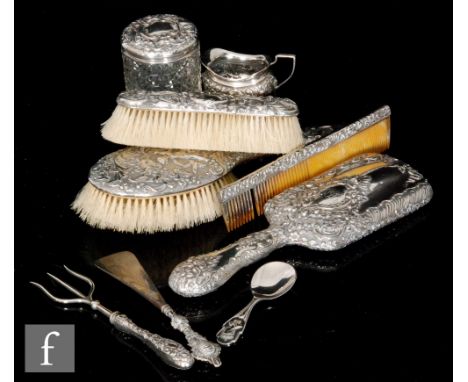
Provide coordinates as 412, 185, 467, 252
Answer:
121, 14, 199, 64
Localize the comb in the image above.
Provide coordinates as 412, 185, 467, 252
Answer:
219, 105, 391, 231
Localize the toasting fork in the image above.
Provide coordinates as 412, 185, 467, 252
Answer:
30, 265, 194, 370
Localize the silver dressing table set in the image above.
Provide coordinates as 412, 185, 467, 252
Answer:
31, 14, 432, 370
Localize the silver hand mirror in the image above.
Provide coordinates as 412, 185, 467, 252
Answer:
216, 261, 297, 346
169, 153, 433, 297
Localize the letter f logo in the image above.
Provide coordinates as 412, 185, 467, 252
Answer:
40, 331, 60, 366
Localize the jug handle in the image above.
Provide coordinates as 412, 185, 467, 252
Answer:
270, 54, 296, 89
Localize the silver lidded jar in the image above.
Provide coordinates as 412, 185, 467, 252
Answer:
121, 14, 201, 92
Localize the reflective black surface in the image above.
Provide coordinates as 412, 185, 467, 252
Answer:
15, 2, 452, 381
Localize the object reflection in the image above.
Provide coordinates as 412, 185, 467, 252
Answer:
77, 205, 428, 322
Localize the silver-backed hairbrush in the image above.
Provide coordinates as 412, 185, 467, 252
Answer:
71, 127, 328, 233
101, 91, 303, 154
168, 153, 433, 297
71, 147, 246, 233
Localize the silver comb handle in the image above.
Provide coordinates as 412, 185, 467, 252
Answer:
109, 312, 194, 370
168, 228, 283, 297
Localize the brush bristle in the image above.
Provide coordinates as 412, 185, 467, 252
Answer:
222, 118, 391, 231
71, 173, 236, 233
101, 105, 304, 153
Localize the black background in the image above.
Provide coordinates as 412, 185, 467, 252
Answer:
15, 1, 452, 381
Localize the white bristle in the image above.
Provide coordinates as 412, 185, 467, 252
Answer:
101, 105, 304, 153
71, 173, 236, 233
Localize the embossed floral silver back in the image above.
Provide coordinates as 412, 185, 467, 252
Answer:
116, 90, 299, 116
169, 153, 433, 297
264, 153, 432, 250
88, 147, 249, 197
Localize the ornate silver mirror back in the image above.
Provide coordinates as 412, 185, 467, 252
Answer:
264, 153, 433, 249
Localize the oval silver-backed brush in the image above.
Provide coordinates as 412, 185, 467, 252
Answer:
72, 147, 248, 233
73, 126, 325, 233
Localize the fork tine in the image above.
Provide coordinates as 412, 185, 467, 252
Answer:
63, 265, 95, 299
29, 281, 87, 305
46, 273, 87, 299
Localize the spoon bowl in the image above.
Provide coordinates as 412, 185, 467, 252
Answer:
251, 261, 297, 299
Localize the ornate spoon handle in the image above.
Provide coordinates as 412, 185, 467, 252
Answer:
161, 305, 222, 367
216, 297, 260, 346
168, 228, 283, 297
109, 312, 194, 370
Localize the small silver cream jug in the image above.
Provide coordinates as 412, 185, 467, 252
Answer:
202, 48, 296, 96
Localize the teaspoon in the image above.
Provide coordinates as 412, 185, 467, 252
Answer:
216, 261, 297, 346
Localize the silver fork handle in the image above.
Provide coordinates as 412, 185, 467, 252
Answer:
109, 312, 194, 370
